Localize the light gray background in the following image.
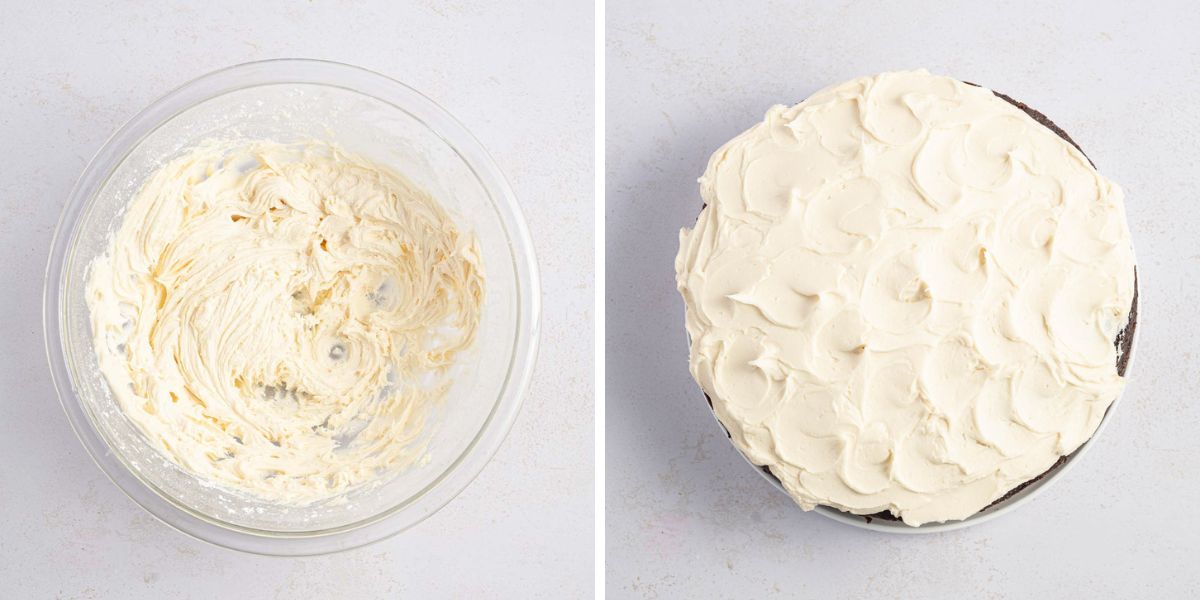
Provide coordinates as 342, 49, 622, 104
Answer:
608, 2, 1199, 598
0, 1, 593, 598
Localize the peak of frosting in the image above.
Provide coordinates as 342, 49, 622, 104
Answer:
676, 70, 1136, 526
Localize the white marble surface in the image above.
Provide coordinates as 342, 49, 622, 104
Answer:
607, 2, 1199, 597
0, 1, 592, 598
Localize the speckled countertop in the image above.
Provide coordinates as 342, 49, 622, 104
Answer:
606, 1, 1200, 597
0, 1, 593, 597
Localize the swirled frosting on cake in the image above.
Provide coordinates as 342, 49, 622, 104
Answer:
676, 70, 1135, 526
88, 140, 483, 504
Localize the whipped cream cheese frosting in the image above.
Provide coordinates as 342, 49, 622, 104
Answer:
676, 70, 1135, 526
87, 140, 483, 504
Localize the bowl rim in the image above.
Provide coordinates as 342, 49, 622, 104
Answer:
703, 272, 1141, 533
42, 58, 541, 556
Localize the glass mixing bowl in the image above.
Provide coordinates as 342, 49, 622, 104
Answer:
43, 59, 540, 555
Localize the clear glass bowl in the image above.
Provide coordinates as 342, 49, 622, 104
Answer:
43, 59, 540, 555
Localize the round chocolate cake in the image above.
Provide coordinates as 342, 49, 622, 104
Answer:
676, 70, 1138, 526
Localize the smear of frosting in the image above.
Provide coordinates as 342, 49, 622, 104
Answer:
676, 70, 1135, 526
87, 140, 484, 504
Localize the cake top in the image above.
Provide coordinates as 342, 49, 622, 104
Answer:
676, 70, 1136, 526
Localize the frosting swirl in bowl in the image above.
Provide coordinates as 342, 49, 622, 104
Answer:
676, 70, 1135, 526
87, 140, 484, 504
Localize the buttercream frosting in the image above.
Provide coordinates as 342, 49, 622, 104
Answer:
676, 70, 1135, 525
87, 140, 484, 504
